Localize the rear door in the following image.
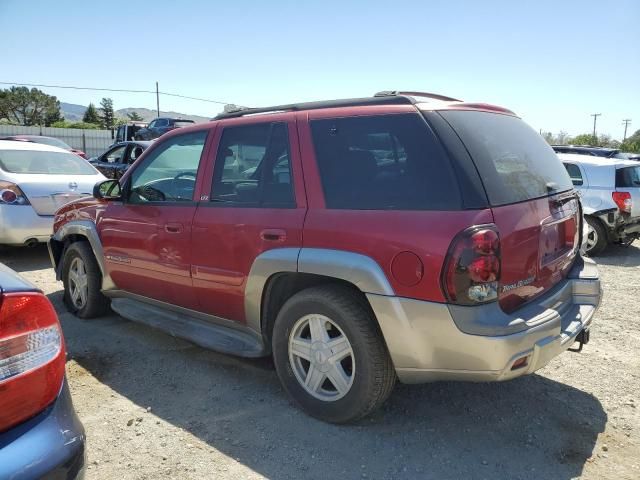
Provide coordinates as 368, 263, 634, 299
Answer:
99, 130, 209, 309
616, 165, 640, 218
190, 115, 306, 322
439, 110, 579, 312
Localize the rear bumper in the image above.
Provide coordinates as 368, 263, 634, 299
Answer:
0, 204, 53, 245
368, 256, 601, 384
0, 380, 86, 480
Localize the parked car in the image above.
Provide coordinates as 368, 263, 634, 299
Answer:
552, 144, 634, 160
49, 92, 601, 423
133, 117, 195, 140
560, 153, 640, 255
0, 140, 106, 246
0, 135, 87, 159
89, 140, 152, 179
0, 262, 86, 479
113, 122, 148, 145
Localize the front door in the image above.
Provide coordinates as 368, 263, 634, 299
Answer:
99, 130, 209, 309
191, 116, 306, 322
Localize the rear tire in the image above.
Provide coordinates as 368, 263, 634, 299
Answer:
272, 285, 396, 424
585, 217, 607, 256
62, 242, 110, 319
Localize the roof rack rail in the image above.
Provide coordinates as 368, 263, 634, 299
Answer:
212, 95, 416, 120
374, 90, 462, 102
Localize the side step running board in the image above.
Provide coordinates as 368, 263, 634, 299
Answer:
110, 298, 267, 358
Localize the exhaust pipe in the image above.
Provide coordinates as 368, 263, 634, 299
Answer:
24, 238, 39, 248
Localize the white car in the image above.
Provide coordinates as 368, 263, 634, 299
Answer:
0, 140, 106, 246
559, 153, 640, 255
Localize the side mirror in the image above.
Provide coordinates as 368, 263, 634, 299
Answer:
93, 179, 122, 200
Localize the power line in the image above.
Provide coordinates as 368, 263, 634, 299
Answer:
0, 81, 235, 106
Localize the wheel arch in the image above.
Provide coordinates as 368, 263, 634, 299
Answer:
49, 220, 115, 290
245, 248, 394, 350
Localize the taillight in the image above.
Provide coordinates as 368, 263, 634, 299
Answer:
612, 191, 632, 213
0, 181, 30, 205
442, 225, 501, 305
0, 292, 65, 432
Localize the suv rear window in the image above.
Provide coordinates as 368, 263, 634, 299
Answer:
616, 166, 640, 187
310, 114, 461, 210
440, 111, 573, 205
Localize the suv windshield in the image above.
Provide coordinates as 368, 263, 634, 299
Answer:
616, 166, 640, 187
440, 111, 573, 205
0, 150, 97, 175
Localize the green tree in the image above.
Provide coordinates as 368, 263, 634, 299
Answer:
625, 129, 640, 145
99, 97, 115, 129
569, 133, 595, 146
127, 111, 143, 121
0, 86, 62, 126
83, 102, 100, 124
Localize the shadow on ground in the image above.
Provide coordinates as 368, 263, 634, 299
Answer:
48, 289, 607, 480
0, 244, 51, 272
592, 243, 640, 267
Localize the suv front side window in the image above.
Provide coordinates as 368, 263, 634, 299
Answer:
563, 163, 583, 186
211, 122, 295, 207
127, 130, 207, 203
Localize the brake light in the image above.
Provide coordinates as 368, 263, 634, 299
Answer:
612, 192, 632, 213
0, 181, 30, 205
0, 292, 65, 432
442, 226, 501, 305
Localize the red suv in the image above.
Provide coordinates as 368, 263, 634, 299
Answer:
48, 91, 602, 423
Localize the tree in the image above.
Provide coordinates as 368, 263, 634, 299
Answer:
569, 133, 594, 146
0, 86, 62, 126
127, 111, 143, 121
626, 129, 640, 145
99, 97, 115, 129
83, 102, 100, 124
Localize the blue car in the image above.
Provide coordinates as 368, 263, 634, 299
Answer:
0, 263, 85, 479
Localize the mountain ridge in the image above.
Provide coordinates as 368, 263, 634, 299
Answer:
60, 102, 211, 123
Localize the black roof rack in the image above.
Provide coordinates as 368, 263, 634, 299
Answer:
213, 95, 418, 120
374, 90, 462, 102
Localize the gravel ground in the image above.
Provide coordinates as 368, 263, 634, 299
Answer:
1, 244, 639, 480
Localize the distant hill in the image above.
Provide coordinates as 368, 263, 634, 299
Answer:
60, 102, 210, 124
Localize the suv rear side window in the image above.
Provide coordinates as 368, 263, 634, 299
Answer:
310, 114, 461, 210
211, 122, 295, 207
616, 166, 640, 187
440, 111, 573, 205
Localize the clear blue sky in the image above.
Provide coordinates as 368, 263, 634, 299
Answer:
1, 0, 638, 139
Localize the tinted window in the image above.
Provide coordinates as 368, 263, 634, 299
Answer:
616, 166, 640, 188
128, 130, 207, 203
0, 150, 97, 175
310, 114, 460, 210
155, 119, 168, 128
563, 163, 583, 186
440, 111, 573, 205
211, 123, 294, 207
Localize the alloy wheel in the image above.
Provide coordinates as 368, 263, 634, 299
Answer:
288, 314, 355, 401
68, 257, 88, 309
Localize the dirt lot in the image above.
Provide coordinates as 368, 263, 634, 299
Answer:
1, 245, 639, 480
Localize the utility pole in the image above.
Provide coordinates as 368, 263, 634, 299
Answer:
156, 81, 160, 118
622, 119, 632, 142
591, 113, 601, 145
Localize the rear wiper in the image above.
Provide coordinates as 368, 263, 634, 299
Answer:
546, 182, 559, 192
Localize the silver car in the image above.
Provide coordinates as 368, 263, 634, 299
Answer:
559, 153, 640, 255
0, 140, 106, 246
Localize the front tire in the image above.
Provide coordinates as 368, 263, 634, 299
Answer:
585, 216, 607, 256
62, 242, 110, 318
272, 285, 396, 423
